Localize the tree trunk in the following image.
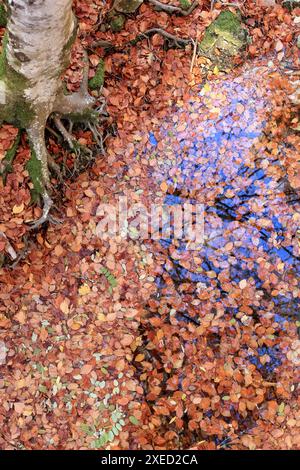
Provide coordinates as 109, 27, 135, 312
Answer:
0, 0, 96, 228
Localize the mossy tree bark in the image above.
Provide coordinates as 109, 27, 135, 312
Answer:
0, 0, 97, 228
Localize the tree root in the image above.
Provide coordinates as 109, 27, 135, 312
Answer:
0, 231, 17, 261
47, 153, 63, 182
8, 235, 30, 269
27, 191, 62, 230
137, 28, 191, 47
54, 115, 77, 149
147, 0, 199, 16
0, 38, 107, 233
93, 28, 192, 52
88, 122, 105, 154
24, 51, 108, 229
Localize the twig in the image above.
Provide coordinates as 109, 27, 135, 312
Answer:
93, 28, 192, 51
138, 28, 191, 47
9, 236, 30, 269
148, 0, 199, 16
0, 231, 17, 260
190, 38, 198, 74
88, 123, 105, 154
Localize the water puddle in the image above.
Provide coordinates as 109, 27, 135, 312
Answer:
136, 63, 300, 447
147, 64, 299, 325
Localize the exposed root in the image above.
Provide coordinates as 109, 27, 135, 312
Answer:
0, 231, 17, 261
1, 47, 106, 232
138, 28, 191, 47
46, 125, 62, 141
68, 120, 74, 134
54, 115, 77, 149
27, 192, 61, 230
8, 235, 30, 269
26, 52, 106, 208
95, 98, 109, 120
53, 51, 95, 117
27, 120, 51, 188
92, 28, 192, 52
47, 153, 63, 182
53, 114, 94, 166
148, 0, 199, 16
88, 122, 105, 154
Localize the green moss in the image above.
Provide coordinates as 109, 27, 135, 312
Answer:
26, 147, 43, 201
14, 100, 35, 128
179, 0, 191, 9
1, 96, 34, 129
211, 10, 242, 34
199, 10, 248, 62
113, 0, 143, 13
1, 130, 21, 183
110, 14, 125, 33
61, 20, 78, 70
89, 60, 105, 90
0, 33, 35, 127
0, 4, 7, 28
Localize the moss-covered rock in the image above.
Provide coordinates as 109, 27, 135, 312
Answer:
110, 14, 125, 33
89, 59, 105, 90
198, 11, 248, 68
179, 0, 191, 10
0, 4, 7, 28
113, 0, 143, 13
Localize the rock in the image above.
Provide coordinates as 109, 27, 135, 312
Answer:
198, 11, 248, 68
109, 14, 126, 32
113, 0, 143, 14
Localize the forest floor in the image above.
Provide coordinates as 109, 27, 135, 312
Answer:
0, 0, 300, 450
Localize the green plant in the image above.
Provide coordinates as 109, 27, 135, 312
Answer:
100, 266, 118, 293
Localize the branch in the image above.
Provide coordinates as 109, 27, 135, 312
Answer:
135, 28, 191, 46
92, 28, 192, 52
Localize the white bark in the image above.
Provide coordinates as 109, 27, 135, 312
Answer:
7, 0, 75, 111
